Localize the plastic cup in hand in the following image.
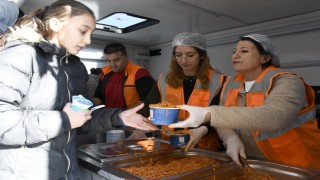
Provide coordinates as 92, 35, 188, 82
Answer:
70, 95, 93, 111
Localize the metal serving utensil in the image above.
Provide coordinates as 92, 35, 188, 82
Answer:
239, 155, 251, 169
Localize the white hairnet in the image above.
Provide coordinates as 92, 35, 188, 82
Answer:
242, 34, 280, 67
172, 32, 207, 50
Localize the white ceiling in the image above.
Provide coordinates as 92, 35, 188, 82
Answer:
20, 0, 320, 47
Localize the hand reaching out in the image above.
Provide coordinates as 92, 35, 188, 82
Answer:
119, 103, 158, 131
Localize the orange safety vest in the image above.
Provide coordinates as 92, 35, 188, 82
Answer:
101, 61, 142, 108
220, 66, 320, 168
158, 70, 226, 150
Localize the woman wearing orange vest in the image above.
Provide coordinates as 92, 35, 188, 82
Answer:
143, 32, 227, 151
169, 34, 320, 169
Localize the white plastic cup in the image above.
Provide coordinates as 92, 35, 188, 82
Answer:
70, 95, 93, 111
106, 130, 125, 143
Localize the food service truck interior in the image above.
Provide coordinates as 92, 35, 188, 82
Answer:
2, 0, 320, 179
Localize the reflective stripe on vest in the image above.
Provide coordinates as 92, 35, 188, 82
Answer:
101, 61, 141, 108
159, 70, 223, 106
220, 66, 320, 168
157, 70, 225, 150
221, 66, 316, 140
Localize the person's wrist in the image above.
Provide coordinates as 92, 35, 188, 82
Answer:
199, 126, 208, 135
204, 111, 211, 123
114, 111, 125, 127
60, 111, 71, 131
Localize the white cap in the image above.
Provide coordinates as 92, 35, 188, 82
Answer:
242, 34, 280, 67
172, 32, 207, 50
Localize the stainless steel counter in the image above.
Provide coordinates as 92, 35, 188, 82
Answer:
77, 138, 231, 179
77, 138, 179, 179
78, 152, 132, 180
77, 138, 320, 180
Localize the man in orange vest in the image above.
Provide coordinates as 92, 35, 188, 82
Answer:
92, 43, 155, 109
169, 34, 320, 169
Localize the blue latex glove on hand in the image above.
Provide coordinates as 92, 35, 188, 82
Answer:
169, 105, 211, 128
185, 126, 208, 151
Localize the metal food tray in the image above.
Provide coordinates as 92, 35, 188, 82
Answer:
77, 138, 178, 162
106, 148, 231, 180
196, 160, 320, 180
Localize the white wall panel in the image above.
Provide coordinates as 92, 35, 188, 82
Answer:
149, 30, 320, 85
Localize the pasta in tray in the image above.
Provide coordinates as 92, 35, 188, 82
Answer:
231, 168, 274, 180
173, 129, 189, 135
149, 101, 176, 108
121, 156, 219, 179
231, 173, 274, 180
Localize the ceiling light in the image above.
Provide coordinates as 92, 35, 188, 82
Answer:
96, 12, 160, 34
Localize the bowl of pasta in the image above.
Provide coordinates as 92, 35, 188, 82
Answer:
149, 101, 180, 125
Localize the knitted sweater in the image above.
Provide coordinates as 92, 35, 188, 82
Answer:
213, 74, 306, 158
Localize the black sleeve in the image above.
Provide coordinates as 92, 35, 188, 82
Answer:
93, 78, 103, 100
209, 75, 227, 106
63, 55, 90, 99
135, 75, 156, 101
137, 83, 161, 117
81, 66, 90, 99
61, 111, 71, 131
81, 108, 128, 133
